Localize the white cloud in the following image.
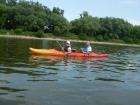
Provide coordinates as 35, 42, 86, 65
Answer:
128, 20, 140, 25
119, 0, 139, 6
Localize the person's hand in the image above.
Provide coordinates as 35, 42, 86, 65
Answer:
65, 52, 67, 54
65, 52, 69, 55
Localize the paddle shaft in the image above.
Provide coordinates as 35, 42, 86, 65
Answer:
56, 41, 64, 51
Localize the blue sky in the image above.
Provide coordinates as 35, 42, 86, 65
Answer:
32, 0, 140, 25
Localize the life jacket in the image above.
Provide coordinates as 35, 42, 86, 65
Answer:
64, 46, 71, 52
83, 45, 90, 52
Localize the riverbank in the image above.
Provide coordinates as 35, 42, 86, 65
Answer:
0, 34, 140, 47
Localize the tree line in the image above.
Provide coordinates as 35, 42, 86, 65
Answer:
0, 0, 140, 44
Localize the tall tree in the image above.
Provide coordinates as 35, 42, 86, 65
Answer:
70, 15, 100, 36
6, 0, 17, 6
52, 7, 64, 16
0, 0, 6, 4
0, 4, 7, 29
47, 13, 70, 34
6, 0, 48, 31
80, 11, 89, 18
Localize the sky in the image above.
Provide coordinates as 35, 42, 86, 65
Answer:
32, 0, 140, 25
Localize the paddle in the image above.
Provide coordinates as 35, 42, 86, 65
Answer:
56, 40, 64, 51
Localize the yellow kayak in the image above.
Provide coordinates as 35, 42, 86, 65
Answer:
29, 47, 108, 58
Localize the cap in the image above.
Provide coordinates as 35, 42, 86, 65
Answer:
66, 41, 70, 44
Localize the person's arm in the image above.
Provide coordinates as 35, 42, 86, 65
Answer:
81, 48, 84, 53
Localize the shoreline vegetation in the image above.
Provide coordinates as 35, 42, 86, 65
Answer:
0, 34, 140, 47
0, 0, 140, 46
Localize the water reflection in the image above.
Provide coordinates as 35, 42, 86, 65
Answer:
29, 54, 64, 66
63, 56, 71, 66
29, 54, 106, 68
82, 58, 92, 68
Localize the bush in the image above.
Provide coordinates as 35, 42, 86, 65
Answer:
96, 35, 104, 41
0, 29, 7, 34
9, 29, 14, 35
14, 28, 23, 35
133, 38, 140, 44
103, 34, 110, 40
44, 33, 53, 38
79, 33, 87, 40
123, 37, 133, 43
112, 34, 119, 39
35, 30, 44, 38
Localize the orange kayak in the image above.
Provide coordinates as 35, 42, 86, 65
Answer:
29, 47, 108, 58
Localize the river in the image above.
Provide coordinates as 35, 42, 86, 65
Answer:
0, 37, 140, 105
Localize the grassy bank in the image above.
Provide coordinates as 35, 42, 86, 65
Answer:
0, 29, 140, 47
1, 34, 140, 48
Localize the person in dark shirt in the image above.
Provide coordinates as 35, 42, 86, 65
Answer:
64, 41, 71, 54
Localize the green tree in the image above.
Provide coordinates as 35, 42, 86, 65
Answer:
35, 30, 44, 38
6, 0, 17, 6
6, 0, 48, 31
80, 11, 89, 17
0, 0, 139, 43
52, 7, 64, 16
70, 12, 100, 37
0, 0, 6, 4
98, 17, 134, 41
123, 36, 133, 43
79, 33, 87, 40
48, 13, 70, 34
0, 4, 7, 29
96, 35, 104, 41
132, 26, 140, 39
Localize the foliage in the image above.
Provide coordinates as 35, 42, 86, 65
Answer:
79, 33, 87, 40
0, 29, 7, 34
0, 0, 6, 4
96, 35, 104, 41
0, 0, 139, 44
123, 37, 133, 43
47, 13, 70, 35
103, 34, 110, 40
0, 4, 7, 29
133, 38, 140, 44
70, 12, 100, 36
35, 30, 44, 38
9, 29, 15, 35
6, 0, 48, 32
14, 28, 22, 35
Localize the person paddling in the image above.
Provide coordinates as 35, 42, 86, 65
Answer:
64, 41, 71, 54
81, 41, 92, 54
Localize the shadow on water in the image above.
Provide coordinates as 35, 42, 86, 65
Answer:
0, 87, 28, 92
0, 66, 49, 76
0, 98, 43, 105
95, 77, 124, 82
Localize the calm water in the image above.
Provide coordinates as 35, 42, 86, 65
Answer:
0, 37, 140, 105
